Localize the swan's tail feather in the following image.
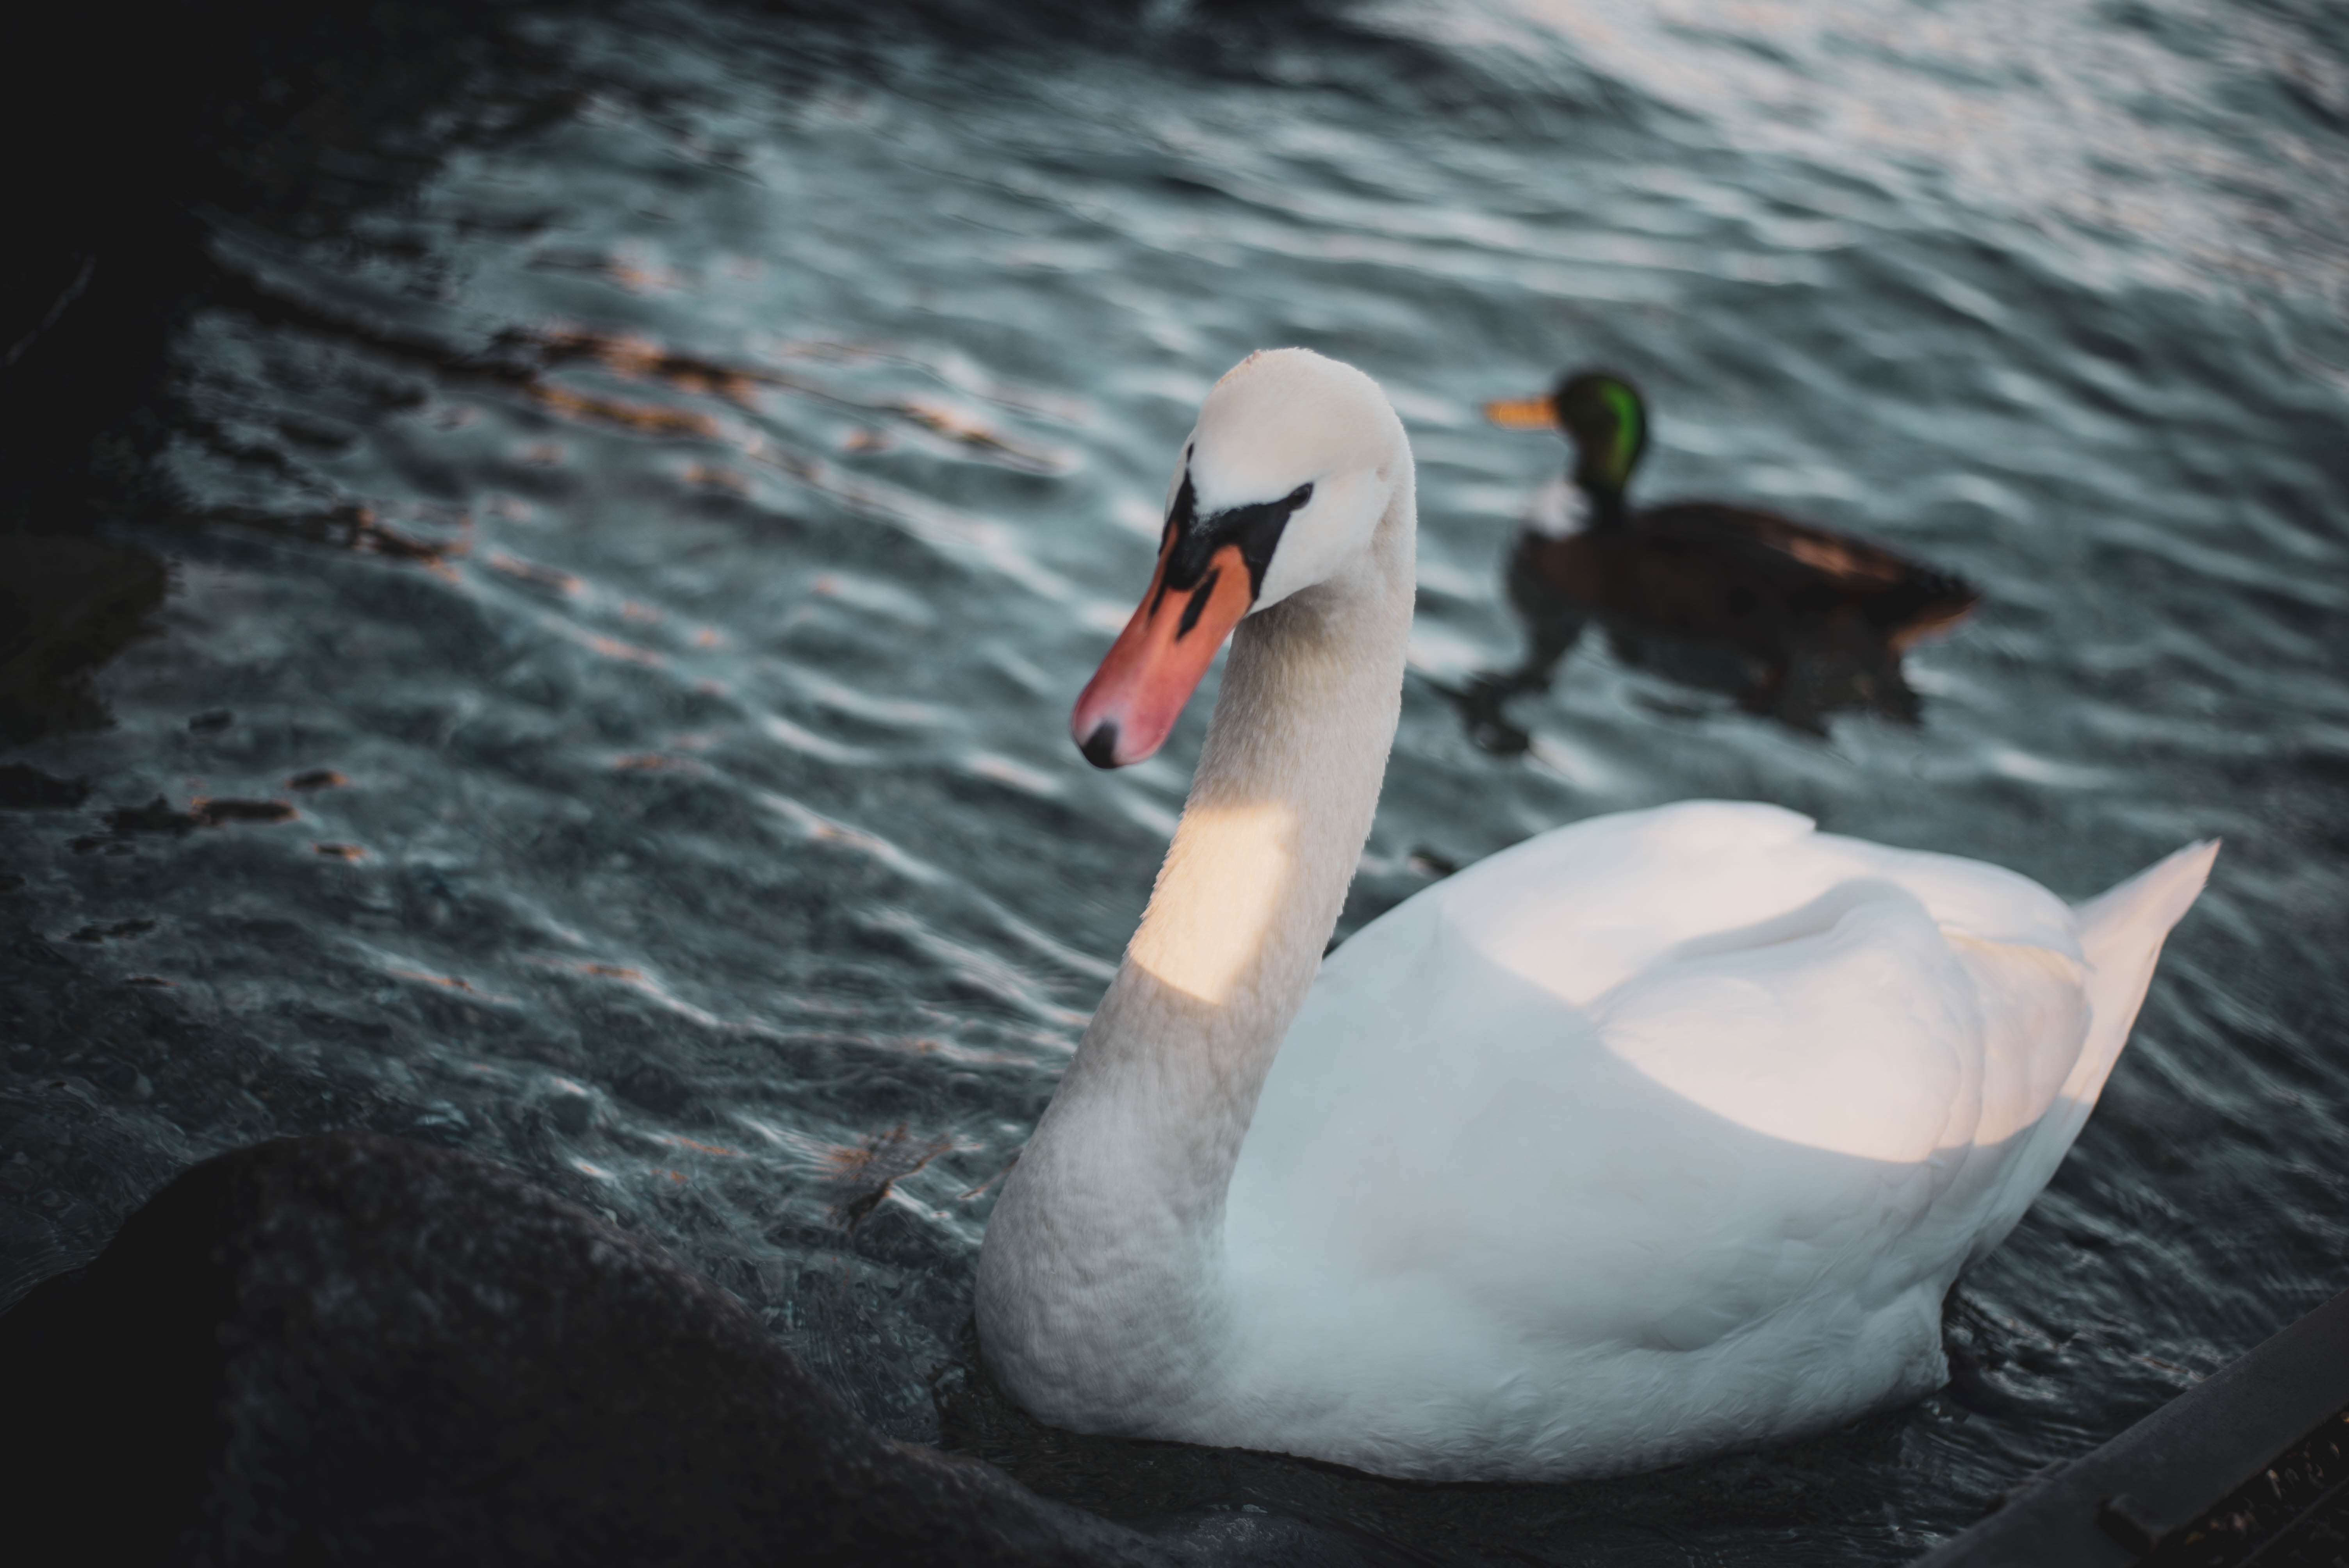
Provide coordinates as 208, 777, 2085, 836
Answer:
2064, 837, 2220, 1112
1965, 839, 2217, 1269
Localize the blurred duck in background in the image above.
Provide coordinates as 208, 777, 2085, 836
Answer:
1460, 371, 1980, 748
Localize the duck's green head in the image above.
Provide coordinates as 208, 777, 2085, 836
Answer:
1551, 372, 1647, 498
1485, 370, 1649, 502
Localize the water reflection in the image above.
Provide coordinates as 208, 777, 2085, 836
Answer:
1450, 371, 1979, 748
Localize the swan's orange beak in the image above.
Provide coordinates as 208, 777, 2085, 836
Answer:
1071, 533, 1256, 768
1483, 394, 1558, 431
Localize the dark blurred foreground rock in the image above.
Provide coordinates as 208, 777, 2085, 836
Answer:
0, 1132, 1342, 1567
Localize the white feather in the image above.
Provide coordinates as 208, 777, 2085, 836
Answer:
1525, 472, 1592, 538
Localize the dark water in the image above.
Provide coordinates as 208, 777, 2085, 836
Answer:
4, 0, 2347, 1561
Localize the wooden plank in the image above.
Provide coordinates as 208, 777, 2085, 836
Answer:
1916, 1288, 2349, 1566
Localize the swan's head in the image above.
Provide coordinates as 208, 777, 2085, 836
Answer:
1072, 348, 1405, 769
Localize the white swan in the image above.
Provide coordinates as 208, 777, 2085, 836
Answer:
975, 348, 2215, 1482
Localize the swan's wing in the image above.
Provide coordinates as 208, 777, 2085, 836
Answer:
1233, 802, 2093, 1352
1417, 801, 2082, 1002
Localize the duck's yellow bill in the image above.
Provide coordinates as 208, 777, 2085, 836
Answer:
1482, 395, 1558, 431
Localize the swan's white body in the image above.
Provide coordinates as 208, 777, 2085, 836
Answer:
976, 350, 2214, 1482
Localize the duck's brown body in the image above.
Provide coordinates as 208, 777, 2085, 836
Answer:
1518, 501, 1978, 651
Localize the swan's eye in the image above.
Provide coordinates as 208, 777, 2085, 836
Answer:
1157, 476, 1314, 605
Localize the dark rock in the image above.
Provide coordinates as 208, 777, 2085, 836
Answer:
0, 1132, 1179, 1566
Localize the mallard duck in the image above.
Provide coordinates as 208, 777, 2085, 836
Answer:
974, 349, 2214, 1481
1469, 371, 1980, 738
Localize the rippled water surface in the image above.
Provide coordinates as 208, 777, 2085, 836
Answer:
5, 0, 2348, 1560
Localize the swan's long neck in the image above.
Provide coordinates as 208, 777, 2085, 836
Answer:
977, 468, 1416, 1423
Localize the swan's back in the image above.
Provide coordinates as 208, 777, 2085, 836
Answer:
1222, 802, 2214, 1479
